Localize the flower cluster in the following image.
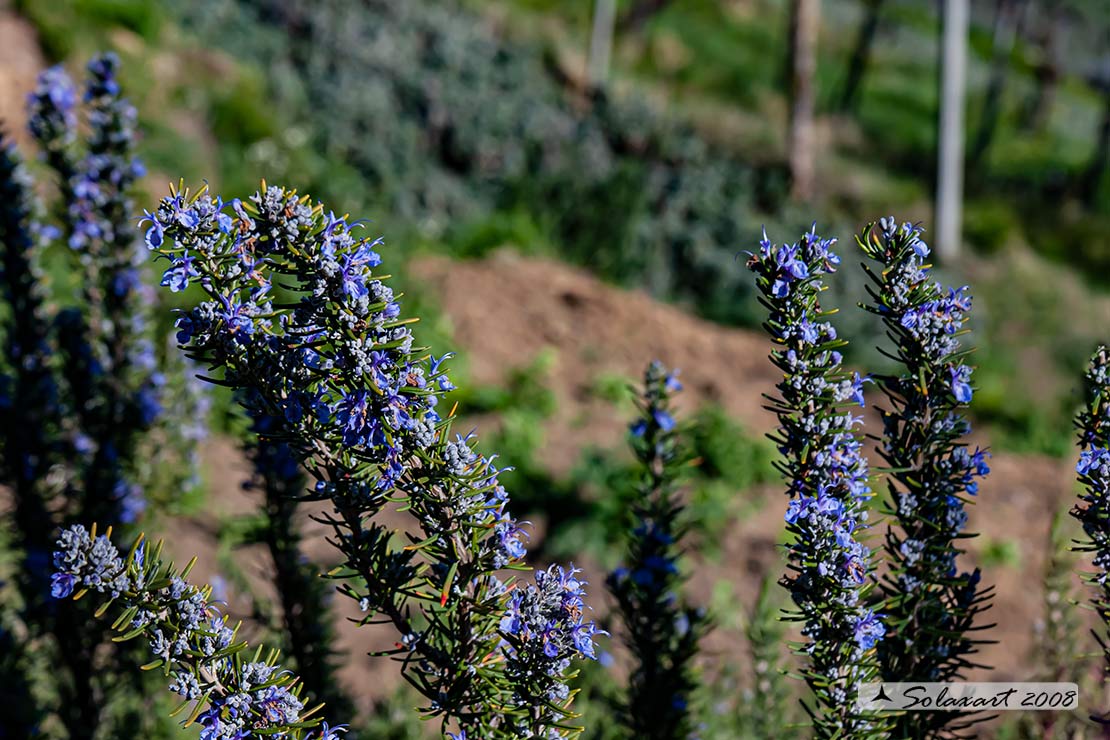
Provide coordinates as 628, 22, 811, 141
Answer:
607, 361, 705, 739
50, 525, 341, 739
143, 181, 600, 737
67, 53, 146, 252
1072, 347, 1110, 655
501, 564, 605, 734
747, 225, 886, 738
1077, 345, 1110, 451
857, 219, 993, 713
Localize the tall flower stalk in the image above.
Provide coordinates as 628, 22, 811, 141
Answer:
0, 137, 59, 585
1072, 345, 1110, 688
0, 134, 60, 739
607, 361, 705, 739
143, 181, 602, 737
49, 524, 343, 739
747, 225, 886, 739
858, 218, 994, 737
28, 53, 161, 526
0, 55, 203, 738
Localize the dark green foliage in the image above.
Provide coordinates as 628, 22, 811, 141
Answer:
688, 405, 777, 493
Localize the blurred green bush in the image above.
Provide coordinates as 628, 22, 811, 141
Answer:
171, 0, 772, 327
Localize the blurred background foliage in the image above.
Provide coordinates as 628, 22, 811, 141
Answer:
15, 0, 1109, 458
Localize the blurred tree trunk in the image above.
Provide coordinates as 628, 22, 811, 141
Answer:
1021, 2, 1063, 131
969, 0, 1027, 167
834, 0, 885, 113
1080, 72, 1110, 205
588, 0, 617, 87
617, 0, 675, 34
936, 0, 969, 261
788, 0, 820, 201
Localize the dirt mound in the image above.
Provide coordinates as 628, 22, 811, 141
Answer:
410, 250, 781, 471
410, 251, 1087, 681
0, 8, 44, 148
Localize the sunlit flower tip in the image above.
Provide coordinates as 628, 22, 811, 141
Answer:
429, 352, 454, 374
144, 219, 164, 249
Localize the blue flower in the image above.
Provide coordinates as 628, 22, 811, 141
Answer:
160, 253, 200, 292
653, 409, 675, 432
853, 609, 885, 650
850, 372, 868, 406
54, 526, 316, 737
142, 212, 164, 249
784, 496, 812, 524
748, 226, 884, 732
51, 572, 75, 599
571, 622, 600, 659
859, 217, 992, 707
949, 364, 973, 404
146, 181, 593, 735
318, 723, 348, 740
1079, 447, 1110, 477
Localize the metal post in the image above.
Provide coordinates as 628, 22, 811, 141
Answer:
936, 0, 969, 261
789, 0, 820, 201
588, 0, 617, 87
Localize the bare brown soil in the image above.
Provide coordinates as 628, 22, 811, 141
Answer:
0, 6, 45, 148
409, 251, 1086, 682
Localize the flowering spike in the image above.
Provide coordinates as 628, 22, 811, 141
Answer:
607, 360, 705, 739
857, 218, 994, 737
748, 225, 887, 738
1071, 346, 1110, 680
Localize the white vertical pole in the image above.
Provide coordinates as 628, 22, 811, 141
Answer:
936, 0, 969, 261
789, 0, 821, 201
588, 0, 617, 87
